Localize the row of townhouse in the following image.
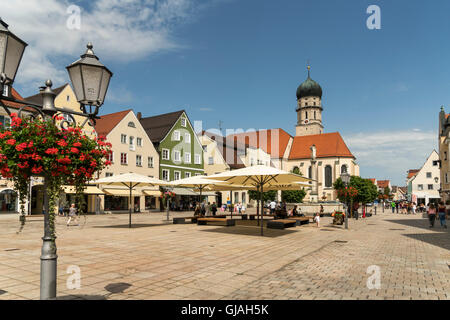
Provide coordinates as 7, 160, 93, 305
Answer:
0, 82, 205, 215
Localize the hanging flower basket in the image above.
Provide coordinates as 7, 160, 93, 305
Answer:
0, 113, 112, 235
160, 191, 176, 201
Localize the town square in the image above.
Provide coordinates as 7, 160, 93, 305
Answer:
0, 0, 449, 308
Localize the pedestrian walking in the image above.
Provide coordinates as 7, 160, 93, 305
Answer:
67, 203, 78, 226
269, 200, 276, 215
314, 212, 320, 228
391, 201, 395, 213
206, 202, 211, 216
211, 202, 217, 216
201, 202, 206, 216
194, 204, 201, 216
427, 203, 437, 228
419, 203, 425, 213
437, 201, 447, 229
412, 203, 416, 215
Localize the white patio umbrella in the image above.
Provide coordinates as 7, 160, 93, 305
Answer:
170, 176, 247, 218
94, 173, 169, 228
205, 165, 313, 235
169, 176, 228, 200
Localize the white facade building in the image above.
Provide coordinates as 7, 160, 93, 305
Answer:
407, 150, 441, 205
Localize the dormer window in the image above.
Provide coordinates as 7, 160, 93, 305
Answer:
128, 121, 136, 128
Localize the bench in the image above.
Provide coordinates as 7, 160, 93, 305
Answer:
173, 216, 202, 224
285, 216, 310, 226
197, 218, 236, 226
266, 219, 297, 230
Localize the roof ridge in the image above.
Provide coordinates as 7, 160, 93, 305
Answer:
99, 108, 133, 118
140, 109, 185, 120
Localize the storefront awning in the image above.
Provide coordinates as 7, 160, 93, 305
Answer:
103, 188, 142, 196
62, 186, 104, 195
143, 190, 161, 196
164, 188, 218, 196
168, 187, 199, 196
201, 191, 217, 196
0, 188, 16, 194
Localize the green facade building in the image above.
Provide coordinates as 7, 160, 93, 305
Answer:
139, 110, 204, 181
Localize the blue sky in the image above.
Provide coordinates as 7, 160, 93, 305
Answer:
6, 0, 448, 185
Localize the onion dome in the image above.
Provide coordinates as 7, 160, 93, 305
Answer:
296, 66, 322, 99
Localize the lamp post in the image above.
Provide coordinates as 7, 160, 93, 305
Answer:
341, 172, 351, 230
0, 19, 112, 300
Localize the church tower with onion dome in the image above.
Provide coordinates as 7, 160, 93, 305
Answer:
295, 65, 324, 137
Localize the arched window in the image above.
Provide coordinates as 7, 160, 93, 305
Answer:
292, 166, 300, 174
325, 165, 332, 188
128, 121, 136, 128
314, 111, 316, 119
305, 111, 308, 119
341, 165, 348, 174
308, 166, 312, 179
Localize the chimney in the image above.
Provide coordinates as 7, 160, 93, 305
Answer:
137, 112, 142, 120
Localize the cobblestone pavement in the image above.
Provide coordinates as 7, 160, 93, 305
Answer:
0, 209, 448, 300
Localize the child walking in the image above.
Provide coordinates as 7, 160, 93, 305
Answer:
314, 212, 320, 228
67, 203, 78, 226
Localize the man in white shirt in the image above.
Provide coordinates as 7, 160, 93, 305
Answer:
269, 200, 276, 215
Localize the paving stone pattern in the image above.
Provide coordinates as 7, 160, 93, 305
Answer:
0, 209, 448, 300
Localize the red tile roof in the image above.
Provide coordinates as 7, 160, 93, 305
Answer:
368, 179, 376, 184
95, 109, 132, 136
288, 132, 354, 160
407, 169, 419, 180
0, 87, 30, 110
377, 180, 390, 188
226, 129, 292, 158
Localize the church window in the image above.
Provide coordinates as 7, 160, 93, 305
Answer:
314, 111, 316, 119
308, 166, 312, 179
305, 112, 308, 119
325, 165, 332, 188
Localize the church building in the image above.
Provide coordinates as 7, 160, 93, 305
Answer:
227, 66, 360, 201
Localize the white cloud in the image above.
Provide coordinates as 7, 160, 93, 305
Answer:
1, 0, 202, 90
344, 130, 437, 185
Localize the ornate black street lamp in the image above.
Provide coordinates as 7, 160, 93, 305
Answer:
0, 19, 27, 96
0, 18, 112, 300
341, 172, 351, 230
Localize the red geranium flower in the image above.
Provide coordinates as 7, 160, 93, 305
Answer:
57, 140, 68, 147
16, 142, 28, 152
6, 139, 16, 145
45, 148, 59, 155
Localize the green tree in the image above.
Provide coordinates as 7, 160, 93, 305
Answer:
248, 189, 277, 202
334, 176, 378, 204
281, 189, 306, 203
